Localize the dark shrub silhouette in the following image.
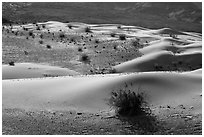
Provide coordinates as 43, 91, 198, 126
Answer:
109, 88, 148, 116
119, 34, 126, 40
79, 53, 90, 63
9, 61, 15, 66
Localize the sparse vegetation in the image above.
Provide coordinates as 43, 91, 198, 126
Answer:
67, 24, 72, 29
78, 47, 83, 52
131, 38, 140, 47
119, 34, 126, 40
39, 40, 43, 44
109, 87, 148, 116
84, 26, 91, 33
46, 44, 51, 49
79, 53, 90, 63
8, 61, 15, 66
59, 33, 65, 39
110, 32, 116, 37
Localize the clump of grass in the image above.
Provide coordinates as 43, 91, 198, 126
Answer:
110, 32, 116, 37
67, 24, 72, 29
36, 26, 41, 30
131, 38, 140, 47
28, 31, 33, 36
9, 61, 15, 66
59, 33, 65, 39
42, 24, 46, 28
79, 53, 90, 63
78, 47, 83, 52
84, 26, 91, 33
39, 34, 43, 39
39, 40, 43, 44
46, 44, 51, 49
95, 39, 99, 43
119, 34, 126, 40
109, 87, 148, 116
117, 25, 122, 29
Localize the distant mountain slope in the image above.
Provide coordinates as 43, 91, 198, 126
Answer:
2, 2, 202, 32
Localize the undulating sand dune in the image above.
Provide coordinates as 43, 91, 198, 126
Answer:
2, 20, 202, 134
3, 70, 201, 114
113, 51, 201, 73
2, 63, 80, 80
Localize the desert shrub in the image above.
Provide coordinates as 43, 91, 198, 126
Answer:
78, 47, 83, 52
113, 44, 118, 50
95, 39, 99, 43
154, 63, 163, 71
42, 24, 46, 28
36, 26, 40, 30
46, 44, 51, 49
84, 26, 91, 33
67, 24, 72, 29
39, 40, 43, 44
110, 32, 116, 37
59, 33, 65, 39
79, 53, 90, 63
117, 25, 122, 29
119, 34, 126, 40
39, 34, 43, 39
131, 38, 140, 47
170, 33, 177, 39
9, 61, 15, 66
28, 31, 33, 36
109, 88, 148, 116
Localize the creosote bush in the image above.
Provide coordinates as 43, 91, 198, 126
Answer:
109, 87, 148, 116
9, 61, 15, 66
84, 26, 91, 33
110, 32, 116, 37
79, 53, 90, 63
46, 44, 52, 49
78, 47, 83, 52
39, 40, 43, 44
119, 34, 126, 40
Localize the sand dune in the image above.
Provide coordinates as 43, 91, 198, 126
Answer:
2, 63, 80, 80
113, 50, 201, 73
2, 70, 201, 114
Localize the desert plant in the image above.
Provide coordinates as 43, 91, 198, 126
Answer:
42, 24, 46, 28
39, 34, 43, 39
39, 40, 43, 44
110, 32, 116, 37
79, 53, 90, 63
78, 47, 83, 52
8, 61, 15, 66
131, 38, 140, 47
117, 25, 122, 29
59, 33, 65, 39
119, 34, 126, 40
109, 88, 148, 116
36, 26, 41, 30
95, 39, 99, 43
46, 44, 51, 49
84, 26, 91, 33
67, 24, 72, 29
28, 31, 33, 36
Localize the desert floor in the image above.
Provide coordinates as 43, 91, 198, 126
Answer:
2, 21, 202, 135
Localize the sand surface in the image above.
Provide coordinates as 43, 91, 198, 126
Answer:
2, 21, 202, 135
